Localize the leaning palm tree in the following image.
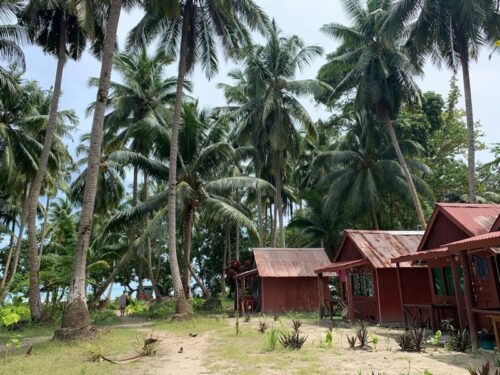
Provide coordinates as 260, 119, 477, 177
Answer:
0, 0, 27, 93
387, 0, 500, 203
59, 0, 126, 336
21, 0, 92, 321
128, 0, 269, 315
321, 0, 427, 229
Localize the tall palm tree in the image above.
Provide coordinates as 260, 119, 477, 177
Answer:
321, 0, 427, 229
107, 103, 272, 298
0, 0, 27, 93
387, 0, 500, 203
311, 115, 431, 229
222, 21, 326, 246
128, 0, 269, 315
59, 0, 125, 335
21, 0, 90, 321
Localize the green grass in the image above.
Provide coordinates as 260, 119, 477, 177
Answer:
153, 315, 228, 335
0, 323, 57, 342
1, 328, 146, 375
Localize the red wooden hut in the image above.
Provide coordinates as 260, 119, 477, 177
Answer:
234, 248, 330, 313
391, 203, 500, 350
315, 230, 431, 324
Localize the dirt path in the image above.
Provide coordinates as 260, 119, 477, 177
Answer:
127, 329, 213, 375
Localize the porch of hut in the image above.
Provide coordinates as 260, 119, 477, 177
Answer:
315, 230, 431, 324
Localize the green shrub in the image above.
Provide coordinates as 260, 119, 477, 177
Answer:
146, 301, 176, 319
0, 304, 30, 328
263, 327, 280, 351
90, 310, 119, 325
125, 300, 149, 315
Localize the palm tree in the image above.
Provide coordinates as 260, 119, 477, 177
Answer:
387, 0, 500, 203
321, 0, 427, 229
0, 0, 27, 93
128, 0, 269, 315
21, 0, 91, 321
107, 103, 272, 298
86, 46, 182, 305
59, 0, 125, 335
311, 115, 431, 229
222, 21, 326, 246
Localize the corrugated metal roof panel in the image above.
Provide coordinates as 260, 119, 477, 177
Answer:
446, 231, 500, 252
345, 230, 424, 269
438, 203, 500, 236
252, 248, 330, 277
315, 259, 370, 273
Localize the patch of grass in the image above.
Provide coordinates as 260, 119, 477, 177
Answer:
2, 328, 144, 375
0, 322, 57, 342
153, 316, 227, 335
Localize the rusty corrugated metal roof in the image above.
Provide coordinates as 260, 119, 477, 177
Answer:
438, 203, 500, 236
315, 259, 370, 273
252, 248, 330, 277
344, 230, 424, 269
446, 231, 500, 252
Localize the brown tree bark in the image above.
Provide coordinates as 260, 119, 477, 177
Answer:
60, 0, 123, 332
182, 207, 193, 298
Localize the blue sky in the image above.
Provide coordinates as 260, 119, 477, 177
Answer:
22, 0, 500, 164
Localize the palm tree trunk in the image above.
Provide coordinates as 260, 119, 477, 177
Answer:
235, 224, 240, 260
460, 51, 476, 203
255, 160, 264, 246
27, 17, 67, 322
154, 253, 162, 286
1, 220, 17, 292
275, 153, 286, 247
167, 2, 192, 316
182, 207, 193, 298
0, 184, 29, 303
270, 202, 276, 247
187, 263, 211, 298
60, 0, 122, 332
371, 207, 380, 230
385, 119, 427, 229
37, 195, 50, 259
137, 260, 144, 298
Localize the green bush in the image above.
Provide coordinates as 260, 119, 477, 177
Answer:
0, 304, 30, 328
146, 301, 176, 319
125, 300, 150, 315
90, 310, 119, 325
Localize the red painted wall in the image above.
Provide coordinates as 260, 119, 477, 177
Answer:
421, 212, 469, 250
376, 268, 432, 323
260, 277, 324, 313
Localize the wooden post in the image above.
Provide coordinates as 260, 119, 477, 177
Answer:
396, 263, 408, 329
450, 256, 465, 330
317, 273, 324, 319
459, 251, 478, 352
234, 277, 239, 312
241, 276, 246, 313
346, 269, 355, 322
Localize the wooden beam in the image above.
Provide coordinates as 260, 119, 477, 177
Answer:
346, 270, 355, 322
396, 263, 407, 329
460, 251, 478, 352
450, 257, 465, 329
317, 273, 324, 319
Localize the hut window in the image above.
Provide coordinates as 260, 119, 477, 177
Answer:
432, 268, 446, 296
351, 272, 374, 297
443, 267, 455, 296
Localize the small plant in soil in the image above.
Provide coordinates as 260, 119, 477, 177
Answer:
244, 314, 251, 323
355, 320, 369, 348
138, 333, 161, 356
371, 335, 379, 350
325, 327, 333, 346
449, 329, 470, 352
395, 332, 414, 352
410, 328, 430, 352
263, 327, 279, 351
292, 319, 302, 332
86, 343, 105, 362
468, 362, 499, 375
430, 330, 442, 345
279, 319, 307, 350
273, 313, 279, 322
258, 321, 269, 334
235, 315, 240, 336
347, 335, 357, 349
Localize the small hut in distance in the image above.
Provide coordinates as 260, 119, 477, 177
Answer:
235, 248, 330, 313
315, 230, 431, 324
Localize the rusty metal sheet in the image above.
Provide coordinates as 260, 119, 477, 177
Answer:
252, 248, 330, 277
345, 230, 424, 269
315, 259, 370, 273
446, 231, 500, 252
439, 204, 500, 236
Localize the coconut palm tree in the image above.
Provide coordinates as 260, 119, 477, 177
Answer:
221, 21, 326, 246
0, 0, 27, 93
21, 0, 92, 321
127, 0, 269, 315
387, 0, 500, 203
321, 0, 428, 229
60, 0, 125, 335
310, 115, 432, 230
107, 103, 272, 298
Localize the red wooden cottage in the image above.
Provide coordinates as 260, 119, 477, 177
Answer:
391, 203, 500, 350
315, 230, 431, 324
234, 248, 330, 313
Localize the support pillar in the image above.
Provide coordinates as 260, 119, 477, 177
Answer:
317, 273, 324, 319
450, 257, 465, 330
396, 263, 407, 329
346, 269, 354, 322
460, 251, 478, 352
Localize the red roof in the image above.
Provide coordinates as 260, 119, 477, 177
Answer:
446, 231, 500, 252
418, 204, 500, 251
252, 248, 330, 277
315, 259, 369, 273
335, 230, 424, 269
392, 247, 450, 263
